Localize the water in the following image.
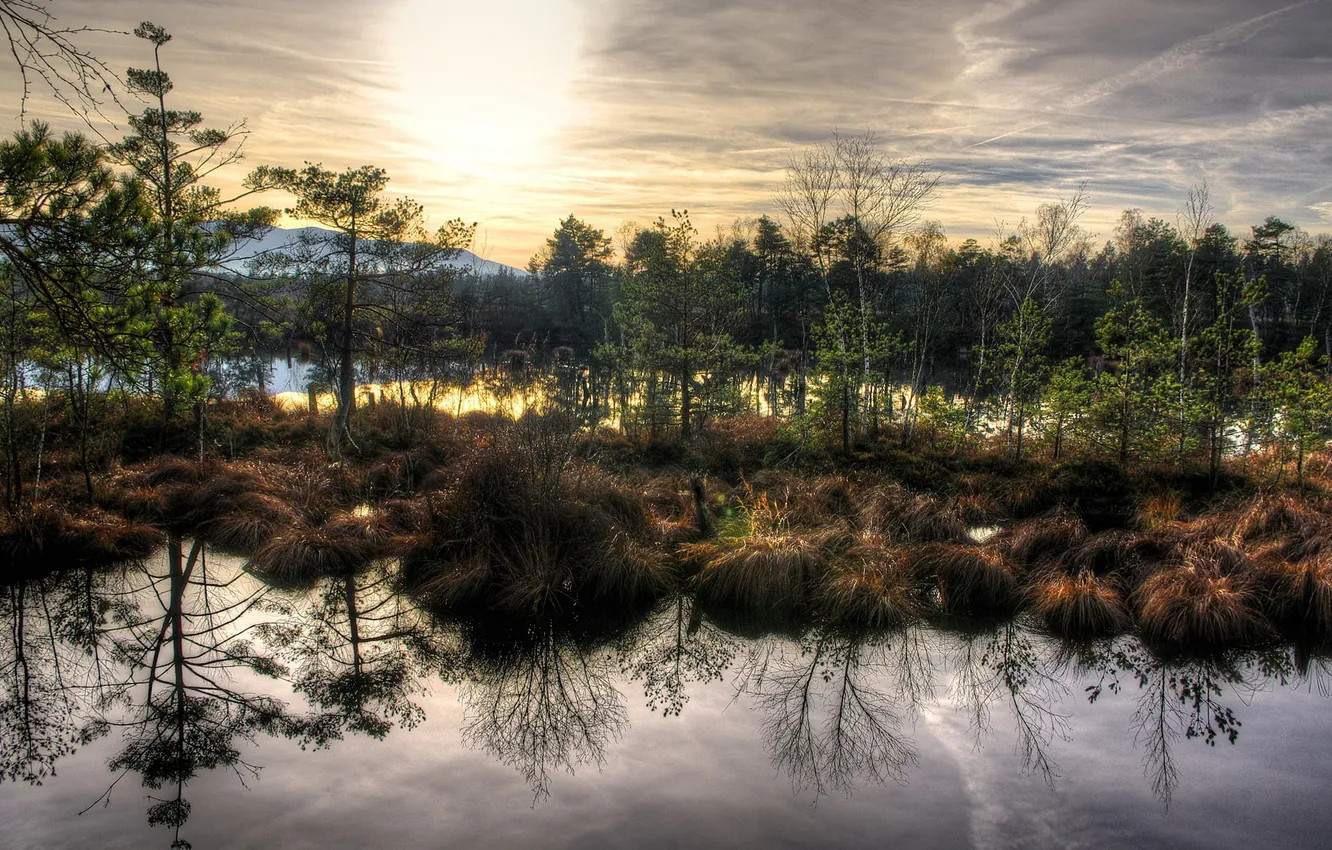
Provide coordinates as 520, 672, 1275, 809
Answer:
1, 550, 1330, 849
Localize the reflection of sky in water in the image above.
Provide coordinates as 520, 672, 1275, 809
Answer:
2, 554, 1330, 849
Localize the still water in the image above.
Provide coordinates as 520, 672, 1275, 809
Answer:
1, 548, 1329, 849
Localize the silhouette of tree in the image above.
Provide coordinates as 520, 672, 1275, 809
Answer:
0, 1, 121, 123
737, 627, 922, 797
618, 595, 736, 717
459, 619, 626, 802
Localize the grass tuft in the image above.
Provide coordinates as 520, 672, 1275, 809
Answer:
1031, 571, 1131, 638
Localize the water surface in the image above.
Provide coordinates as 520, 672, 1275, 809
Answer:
1, 550, 1329, 849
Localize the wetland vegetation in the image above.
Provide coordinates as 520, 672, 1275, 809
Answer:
4, 17, 1332, 848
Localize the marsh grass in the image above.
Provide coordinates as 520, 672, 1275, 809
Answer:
246, 523, 372, 585
1056, 529, 1175, 593
1031, 571, 1131, 639
690, 529, 850, 618
1136, 540, 1268, 650
400, 435, 670, 616
1252, 554, 1332, 641
0, 504, 163, 575
1136, 492, 1184, 532
911, 543, 1018, 616
862, 485, 969, 544
1000, 511, 1088, 573
816, 534, 919, 628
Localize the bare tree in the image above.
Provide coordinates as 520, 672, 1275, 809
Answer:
1175, 181, 1214, 467
777, 131, 940, 443
1, 1, 121, 125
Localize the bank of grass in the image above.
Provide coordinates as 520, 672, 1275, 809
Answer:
8, 404, 1332, 654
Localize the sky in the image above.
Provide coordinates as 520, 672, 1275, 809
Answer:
4, 0, 1331, 267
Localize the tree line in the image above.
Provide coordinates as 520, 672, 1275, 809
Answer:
4, 25, 1332, 516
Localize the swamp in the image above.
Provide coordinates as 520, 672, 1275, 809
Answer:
5, 9, 1332, 847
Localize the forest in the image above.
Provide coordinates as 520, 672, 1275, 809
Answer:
5, 20, 1332, 658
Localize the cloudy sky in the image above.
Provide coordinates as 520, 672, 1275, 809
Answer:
5, 0, 1331, 265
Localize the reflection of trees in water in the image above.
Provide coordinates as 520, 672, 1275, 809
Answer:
0, 573, 102, 785
460, 620, 627, 803
99, 537, 295, 849
736, 627, 927, 798
260, 563, 443, 744
618, 595, 736, 716
947, 622, 1069, 786
1079, 639, 1260, 806
7, 550, 1332, 837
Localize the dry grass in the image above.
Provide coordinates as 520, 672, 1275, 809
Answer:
784, 475, 859, 528
1136, 540, 1267, 649
1136, 492, 1184, 532
400, 443, 671, 615
246, 523, 371, 584
71, 513, 165, 563
691, 530, 848, 618
198, 491, 298, 555
1195, 493, 1332, 561
0, 504, 164, 573
999, 511, 1088, 573
1057, 529, 1174, 590
862, 484, 969, 544
322, 507, 404, 560
1031, 572, 1131, 639
1252, 554, 1332, 641
910, 543, 1018, 616
816, 535, 919, 628
410, 554, 495, 609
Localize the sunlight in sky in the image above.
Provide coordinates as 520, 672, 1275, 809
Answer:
386, 0, 582, 175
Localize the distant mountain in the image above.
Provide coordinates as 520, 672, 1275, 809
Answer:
222, 225, 527, 278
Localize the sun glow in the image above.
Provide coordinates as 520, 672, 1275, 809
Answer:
386, 0, 582, 174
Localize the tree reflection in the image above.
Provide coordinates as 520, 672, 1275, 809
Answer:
459, 618, 627, 803
0, 574, 99, 785
737, 627, 926, 798
618, 595, 737, 716
1082, 638, 1254, 806
947, 622, 1069, 786
260, 563, 440, 745
99, 537, 295, 849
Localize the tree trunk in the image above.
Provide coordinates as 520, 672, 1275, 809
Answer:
330, 229, 359, 459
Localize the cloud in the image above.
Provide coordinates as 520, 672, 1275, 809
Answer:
3, 0, 1329, 263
